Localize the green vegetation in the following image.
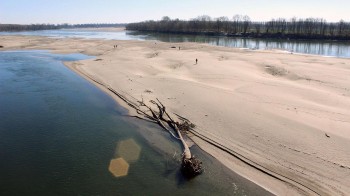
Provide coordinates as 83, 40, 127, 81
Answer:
126, 15, 350, 40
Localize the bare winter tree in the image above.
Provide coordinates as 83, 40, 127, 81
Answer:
126, 15, 350, 40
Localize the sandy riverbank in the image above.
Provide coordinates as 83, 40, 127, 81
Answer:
1, 35, 350, 195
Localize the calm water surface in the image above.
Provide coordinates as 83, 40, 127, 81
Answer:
0, 50, 271, 195
1, 29, 350, 58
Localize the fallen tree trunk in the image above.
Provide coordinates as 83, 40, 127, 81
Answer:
138, 98, 203, 177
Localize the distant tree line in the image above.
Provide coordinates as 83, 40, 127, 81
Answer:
126, 15, 350, 40
0, 23, 126, 32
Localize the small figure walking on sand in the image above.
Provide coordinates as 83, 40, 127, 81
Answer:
195, 58, 198, 64
179, 46, 181, 50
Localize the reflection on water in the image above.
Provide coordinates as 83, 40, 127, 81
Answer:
1, 29, 350, 57
0, 50, 272, 195
128, 31, 350, 58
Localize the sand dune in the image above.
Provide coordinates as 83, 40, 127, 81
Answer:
1, 35, 350, 195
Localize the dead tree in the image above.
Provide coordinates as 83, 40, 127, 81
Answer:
130, 98, 203, 177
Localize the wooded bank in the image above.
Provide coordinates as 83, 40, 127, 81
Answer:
126, 16, 350, 40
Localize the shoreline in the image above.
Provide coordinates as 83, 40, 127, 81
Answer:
126, 29, 350, 42
1, 35, 350, 195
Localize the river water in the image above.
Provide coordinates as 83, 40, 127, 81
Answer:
0, 50, 271, 195
1, 28, 350, 58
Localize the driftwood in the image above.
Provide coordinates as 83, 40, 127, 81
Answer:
131, 98, 203, 177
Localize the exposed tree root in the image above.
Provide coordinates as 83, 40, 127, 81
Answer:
182, 156, 203, 178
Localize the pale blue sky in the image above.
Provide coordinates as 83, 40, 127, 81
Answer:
0, 0, 349, 24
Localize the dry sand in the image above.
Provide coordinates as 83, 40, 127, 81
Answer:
1, 35, 350, 195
